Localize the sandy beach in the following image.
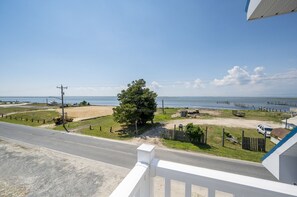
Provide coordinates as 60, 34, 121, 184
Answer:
56, 106, 114, 121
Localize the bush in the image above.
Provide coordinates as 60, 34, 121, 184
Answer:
79, 100, 89, 106
185, 123, 204, 144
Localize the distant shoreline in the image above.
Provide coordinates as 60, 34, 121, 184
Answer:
1, 96, 297, 112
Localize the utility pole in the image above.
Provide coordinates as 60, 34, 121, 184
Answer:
57, 84, 68, 131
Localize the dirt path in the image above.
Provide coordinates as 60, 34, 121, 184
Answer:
165, 118, 282, 129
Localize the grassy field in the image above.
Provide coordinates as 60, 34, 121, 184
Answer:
54, 115, 155, 140
162, 124, 275, 162
218, 110, 289, 122
0, 107, 41, 115
0, 111, 59, 126
154, 108, 289, 123
154, 108, 180, 122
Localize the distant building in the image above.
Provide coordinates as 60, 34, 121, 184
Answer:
270, 128, 290, 144
290, 107, 297, 113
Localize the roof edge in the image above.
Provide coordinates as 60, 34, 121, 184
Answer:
262, 127, 297, 161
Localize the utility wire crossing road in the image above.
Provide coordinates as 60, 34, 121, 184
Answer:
0, 122, 276, 181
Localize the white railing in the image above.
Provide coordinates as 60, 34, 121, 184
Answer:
110, 144, 297, 197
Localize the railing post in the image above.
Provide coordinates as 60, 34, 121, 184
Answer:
137, 144, 155, 197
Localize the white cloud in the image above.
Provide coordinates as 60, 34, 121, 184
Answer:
184, 81, 191, 88
267, 69, 297, 81
150, 81, 162, 89
213, 66, 265, 86
179, 79, 205, 89
193, 78, 204, 88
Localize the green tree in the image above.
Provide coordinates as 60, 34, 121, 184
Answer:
113, 79, 157, 125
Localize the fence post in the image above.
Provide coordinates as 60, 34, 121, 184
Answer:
100, 126, 102, 131
242, 130, 244, 149
264, 134, 266, 152
205, 126, 208, 144
110, 127, 112, 133
89, 125, 92, 130
173, 125, 176, 140
222, 128, 225, 147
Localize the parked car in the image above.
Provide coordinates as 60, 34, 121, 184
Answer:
257, 124, 273, 137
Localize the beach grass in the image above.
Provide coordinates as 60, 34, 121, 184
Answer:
162, 125, 275, 162
0, 111, 59, 126
0, 107, 41, 115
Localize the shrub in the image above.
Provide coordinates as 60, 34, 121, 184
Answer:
185, 123, 204, 144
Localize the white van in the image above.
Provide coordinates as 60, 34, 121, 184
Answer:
257, 124, 273, 137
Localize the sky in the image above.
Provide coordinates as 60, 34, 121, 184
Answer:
0, 0, 296, 97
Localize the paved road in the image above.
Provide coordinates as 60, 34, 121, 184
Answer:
0, 122, 277, 181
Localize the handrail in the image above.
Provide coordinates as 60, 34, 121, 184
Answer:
154, 159, 297, 196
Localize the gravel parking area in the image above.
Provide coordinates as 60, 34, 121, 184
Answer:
0, 139, 129, 197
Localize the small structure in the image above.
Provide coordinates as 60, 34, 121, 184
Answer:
179, 109, 199, 118
179, 110, 188, 117
282, 116, 297, 130
270, 128, 290, 144
262, 128, 297, 185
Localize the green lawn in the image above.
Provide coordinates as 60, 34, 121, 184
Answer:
0, 107, 41, 115
162, 124, 275, 162
0, 111, 59, 126
154, 108, 180, 122
54, 115, 156, 140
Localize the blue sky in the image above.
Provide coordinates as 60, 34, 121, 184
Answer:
0, 0, 296, 97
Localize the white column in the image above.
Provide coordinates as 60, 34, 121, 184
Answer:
137, 144, 156, 197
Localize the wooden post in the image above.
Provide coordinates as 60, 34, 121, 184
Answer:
242, 130, 244, 149
173, 125, 176, 140
222, 128, 225, 147
43, 119, 46, 124
100, 126, 102, 131
31, 118, 34, 122
89, 125, 92, 130
205, 126, 208, 144
264, 133, 266, 152
1, 114, 3, 118
110, 127, 112, 133
162, 99, 165, 114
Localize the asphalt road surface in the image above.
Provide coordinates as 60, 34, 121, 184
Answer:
0, 122, 277, 181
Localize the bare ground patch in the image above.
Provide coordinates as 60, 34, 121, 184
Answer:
55, 106, 114, 121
